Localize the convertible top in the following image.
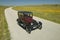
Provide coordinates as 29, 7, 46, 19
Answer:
18, 11, 32, 14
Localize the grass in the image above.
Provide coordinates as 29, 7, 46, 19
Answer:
0, 6, 10, 40
13, 4, 60, 24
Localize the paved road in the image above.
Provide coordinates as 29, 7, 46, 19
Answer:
5, 7, 60, 40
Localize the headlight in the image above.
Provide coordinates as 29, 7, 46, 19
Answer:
31, 23, 33, 25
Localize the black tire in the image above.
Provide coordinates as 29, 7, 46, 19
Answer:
17, 19, 18, 21
39, 22, 42, 25
38, 25, 42, 30
26, 27, 31, 34
38, 22, 42, 30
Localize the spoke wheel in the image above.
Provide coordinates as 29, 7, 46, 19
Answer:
26, 26, 31, 34
38, 25, 42, 30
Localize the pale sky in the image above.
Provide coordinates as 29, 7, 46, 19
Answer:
0, 0, 60, 6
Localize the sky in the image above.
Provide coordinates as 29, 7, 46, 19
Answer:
0, 0, 60, 6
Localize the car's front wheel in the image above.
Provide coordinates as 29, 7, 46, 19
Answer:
38, 22, 42, 30
38, 25, 42, 30
26, 26, 31, 34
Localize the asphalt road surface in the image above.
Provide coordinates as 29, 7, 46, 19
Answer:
5, 7, 60, 40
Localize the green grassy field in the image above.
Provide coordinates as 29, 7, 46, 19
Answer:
0, 6, 10, 40
13, 4, 60, 24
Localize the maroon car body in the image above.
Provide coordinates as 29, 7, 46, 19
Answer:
17, 11, 42, 34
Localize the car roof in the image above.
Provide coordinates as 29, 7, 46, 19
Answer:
18, 11, 32, 14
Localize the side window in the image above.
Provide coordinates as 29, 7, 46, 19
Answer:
20, 13, 23, 16
30, 13, 33, 17
18, 13, 23, 17
18, 13, 20, 17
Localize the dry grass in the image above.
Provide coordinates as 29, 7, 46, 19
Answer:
14, 5, 60, 13
13, 5, 60, 24
0, 6, 10, 40
13, 5, 60, 23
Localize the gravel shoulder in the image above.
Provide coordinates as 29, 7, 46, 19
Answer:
5, 7, 60, 40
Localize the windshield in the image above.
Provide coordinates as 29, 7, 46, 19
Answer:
24, 13, 33, 17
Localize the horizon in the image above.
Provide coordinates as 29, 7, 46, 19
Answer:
0, 0, 60, 6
